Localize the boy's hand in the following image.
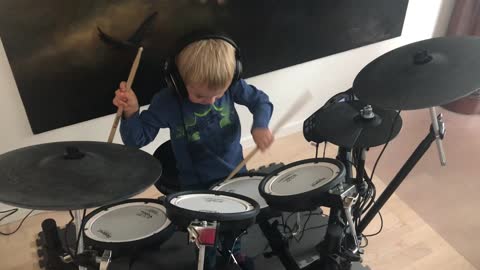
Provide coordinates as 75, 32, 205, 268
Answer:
252, 128, 274, 152
113, 81, 139, 118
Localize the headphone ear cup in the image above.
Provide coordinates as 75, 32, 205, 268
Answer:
163, 59, 175, 90
172, 66, 188, 99
164, 59, 188, 99
233, 59, 243, 82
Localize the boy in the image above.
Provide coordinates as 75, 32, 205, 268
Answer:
113, 33, 273, 269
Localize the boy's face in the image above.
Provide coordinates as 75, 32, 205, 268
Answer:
186, 83, 228, 105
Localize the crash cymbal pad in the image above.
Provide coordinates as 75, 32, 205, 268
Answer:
353, 36, 480, 110
0, 141, 162, 210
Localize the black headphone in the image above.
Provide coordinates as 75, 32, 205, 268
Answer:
163, 31, 243, 99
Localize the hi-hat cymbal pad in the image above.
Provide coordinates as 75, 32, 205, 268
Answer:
304, 101, 402, 148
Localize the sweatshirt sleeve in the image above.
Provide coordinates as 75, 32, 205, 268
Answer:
231, 79, 273, 129
120, 91, 170, 148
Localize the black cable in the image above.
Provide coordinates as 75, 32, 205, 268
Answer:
369, 110, 401, 182
306, 212, 326, 217
278, 222, 294, 236
0, 208, 18, 214
358, 172, 375, 213
228, 230, 248, 263
291, 217, 300, 233
356, 169, 377, 231
65, 211, 76, 259
253, 243, 271, 259
65, 209, 87, 258
281, 211, 324, 237
352, 158, 364, 227
360, 234, 369, 248
323, 142, 327, 158
58, 210, 88, 268
294, 211, 313, 242
0, 210, 34, 236
354, 197, 366, 227
0, 209, 18, 222
362, 181, 377, 214
315, 143, 319, 159
302, 224, 328, 233
75, 209, 87, 255
284, 212, 296, 226
363, 211, 383, 237
344, 159, 358, 172
279, 213, 295, 236
354, 111, 400, 234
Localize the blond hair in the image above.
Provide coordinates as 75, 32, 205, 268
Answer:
176, 39, 236, 90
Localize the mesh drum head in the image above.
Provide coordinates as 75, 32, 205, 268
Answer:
84, 201, 171, 243
169, 193, 255, 214
211, 175, 267, 209
264, 161, 341, 196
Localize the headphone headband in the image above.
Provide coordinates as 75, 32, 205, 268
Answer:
164, 30, 243, 99
173, 32, 241, 60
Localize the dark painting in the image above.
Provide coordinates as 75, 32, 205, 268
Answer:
0, 0, 409, 134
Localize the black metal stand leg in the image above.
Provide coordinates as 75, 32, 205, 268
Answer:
315, 208, 344, 255
355, 150, 366, 185
358, 128, 437, 234
337, 147, 354, 179
258, 220, 300, 270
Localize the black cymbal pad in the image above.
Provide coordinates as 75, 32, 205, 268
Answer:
353, 36, 480, 110
0, 141, 162, 210
313, 101, 402, 148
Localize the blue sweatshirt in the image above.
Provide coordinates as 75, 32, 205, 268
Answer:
120, 79, 273, 189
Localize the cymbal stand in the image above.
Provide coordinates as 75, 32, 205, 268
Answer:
355, 149, 366, 184
357, 113, 445, 234
337, 148, 354, 180
429, 107, 447, 166
73, 210, 86, 270
258, 219, 301, 270
343, 195, 360, 253
55, 210, 111, 270
286, 213, 304, 238
255, 142, 364, 269
72, 250, 112, 270
314, 146, 366, 268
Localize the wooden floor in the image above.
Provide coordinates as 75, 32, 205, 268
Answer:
365, 108, 480, 269
0, 132, 476, 270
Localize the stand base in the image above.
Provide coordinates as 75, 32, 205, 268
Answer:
36, 225, 77, 270
37, 215, 370, 270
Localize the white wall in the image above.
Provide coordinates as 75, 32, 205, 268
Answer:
0, 0, 455, 221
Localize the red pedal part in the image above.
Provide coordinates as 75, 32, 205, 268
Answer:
197, 228, 216, 246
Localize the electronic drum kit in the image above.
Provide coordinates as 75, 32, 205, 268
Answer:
1, 36, 480, 270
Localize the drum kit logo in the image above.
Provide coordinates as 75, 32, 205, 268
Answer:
310, 177, 328, 187
96, 229, 112, 240
135, 210, 154, 219
278, 173, 297, 184
204, 198, 225, 204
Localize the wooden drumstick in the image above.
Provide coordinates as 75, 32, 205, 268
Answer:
224, 90, 313, 181
108, 47, 144, 143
